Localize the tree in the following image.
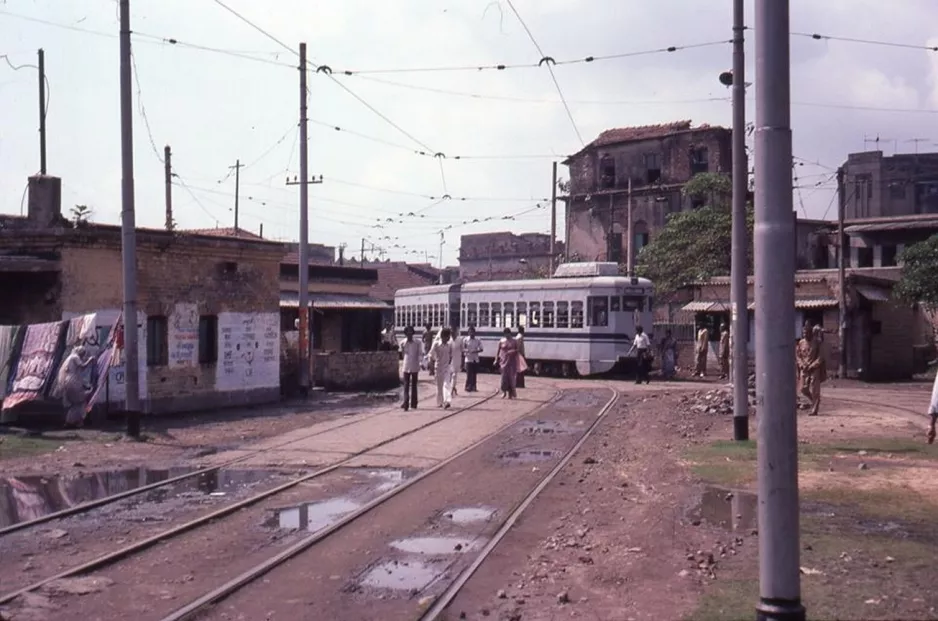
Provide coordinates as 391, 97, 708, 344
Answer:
70, 204, 92, 227
894, 234, 938, 308
635, 173, 753, 299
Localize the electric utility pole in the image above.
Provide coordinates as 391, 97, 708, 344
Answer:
164, 145, 173, 231
625, 177, 633, 275
754, 1, 805, 619
38, 48, 47, 175
730, 0, 750, 441
229, 159, 243, 231
297, 42, 310, 396
550, 161, 557, 277
119, 0, 141, 438
837, 166, 847, 379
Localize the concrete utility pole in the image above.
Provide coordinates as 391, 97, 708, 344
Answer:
730, 0, 750, 441
837, 166, 847, 378
625, 177, 633, 275
549, 161, 557, 276
164, 145, 173, 231
118, 0, 141, 438
229, 159, 243, 231
361, 238, 366, 264
438, 231, 445, 279
297, 42, 310, 396
38, 48, 47, 175
753, 1, 805, 619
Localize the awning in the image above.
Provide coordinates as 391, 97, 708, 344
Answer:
279, 292, 391, 310
855, 285, 891, 303
744, 299, 839, 310
681, 301, 730, 313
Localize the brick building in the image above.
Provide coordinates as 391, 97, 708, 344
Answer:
839, 214, 938, 268
459, 231, 563, 281
672, 268, 926, 381
843, 150, 938, 219
1, 176, 286, 414
561, 121, 732, 264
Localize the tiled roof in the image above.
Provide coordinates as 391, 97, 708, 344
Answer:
184, 227, 264, 240
587, 121, 708, 149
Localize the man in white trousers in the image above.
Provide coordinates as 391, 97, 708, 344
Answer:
430, 327, 456, 409
449, 325, 464, 397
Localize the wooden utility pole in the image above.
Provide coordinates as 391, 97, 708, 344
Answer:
164, 145, 173, 230
229, 159, 243, 231
38, 48, 47, 175
626, 177, 634, 275
549, 161, 557, 276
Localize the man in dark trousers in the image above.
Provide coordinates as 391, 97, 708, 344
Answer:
400, 326, 422, 411
462, 325, 483, 392
516, 326, 526, 388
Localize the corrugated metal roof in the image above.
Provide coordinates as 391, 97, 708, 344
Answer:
681, 301, 730, 312
743, 299, 839, 310
279, 292, 390, 310
855, 285, 891, 302
845, 218, 938, 234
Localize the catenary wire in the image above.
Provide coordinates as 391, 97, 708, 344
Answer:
130, 49, 164, 164
792, 31, 938, 52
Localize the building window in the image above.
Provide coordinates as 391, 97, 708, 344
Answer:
881, 244, 898, 267
599, 155, 616, 189
690, 147, 709, 175
198, 315, 218, 364
607, 232, 623, 263
644, 153, 661, 184
856, 246, 873, 268
146, 316, 168, 367
889, 182, 906, 200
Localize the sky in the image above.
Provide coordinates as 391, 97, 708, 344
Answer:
2, 0, 938, 267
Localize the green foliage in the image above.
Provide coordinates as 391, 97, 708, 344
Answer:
70, 204, 92, 226
894, 234, 938, 308
636, 173, 753, 299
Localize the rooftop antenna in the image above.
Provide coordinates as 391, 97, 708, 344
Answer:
907, 138, 929, 155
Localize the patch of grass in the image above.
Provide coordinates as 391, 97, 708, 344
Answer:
0, 434, 64, 460
804, 486, 938, 524
687, 514, 938, 621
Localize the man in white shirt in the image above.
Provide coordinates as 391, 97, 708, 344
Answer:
928, 363, 938, 444
462, 326, 483, 393
430, 327, 456, 408
627, 325, 651, 385
449, 326, 464, 397
399, 325, 423, 411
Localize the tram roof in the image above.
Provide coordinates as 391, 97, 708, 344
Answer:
461, 275, 652, 292
394, 283, 461, 298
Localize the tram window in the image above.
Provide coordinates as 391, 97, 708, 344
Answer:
610, 296, 621, 312
588, 296, 609, 327
479, 303, 490, 327
451, 303, 460, 329
571, 301, 584, 328
504, 302, 514, 328
623, 296, 644, 312
557, 302, 570, 328
529, 302, 540, 327
467, 303, 478, 327
517, 302, 527, 328
460, 305, 466, 329
492, 303, 502, 328
542, 302, 555, 328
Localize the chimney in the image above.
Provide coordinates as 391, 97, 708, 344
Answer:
27, 174, 62, 227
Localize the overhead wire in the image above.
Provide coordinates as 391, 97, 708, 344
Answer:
0, 53, 51, 119
791, 31, 938, 52
129, 49, 164, 164
504, 0, 583, 146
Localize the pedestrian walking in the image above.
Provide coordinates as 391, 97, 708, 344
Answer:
659, 329, 677, 380
449, 325, 463, 397
627, 326, 651, 384
928, 360, 938, 444
515, 326, 527, 388
463, 326, 483, 392
719, 323, 730, 380
796, 322, 826, 416
430, 327, 456, 408
497, 327, 526, 399
694, 325, 710, 377
422, 323, 435, 377
399, 326, 422, 411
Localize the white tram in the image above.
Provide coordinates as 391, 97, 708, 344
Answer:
393, 263, 654, 377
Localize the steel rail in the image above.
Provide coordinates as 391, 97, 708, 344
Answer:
0, 389, 500, 607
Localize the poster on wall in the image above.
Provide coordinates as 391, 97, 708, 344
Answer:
168, 303, 199, 368
216, 312, 279, 392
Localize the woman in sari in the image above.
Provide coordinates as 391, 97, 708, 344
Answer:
659, 329, 678, 380
496, 327, 527, 399
57, 345, 95, 428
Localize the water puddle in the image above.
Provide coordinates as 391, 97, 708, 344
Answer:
497, 449, 560, 464
518, 420, 578, 435
443, 507, 495, 525
359, 559, 446, 592
693, 485, 758, 531
368, 469, 406, 493
390, 536, 480, 555
274, 497, 361, 532
0, 467, 276, 527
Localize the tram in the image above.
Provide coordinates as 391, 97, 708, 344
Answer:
393, 263, 654, 377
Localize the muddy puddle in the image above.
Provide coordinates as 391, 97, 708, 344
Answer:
358, 559, 447, 592
517, 420, 579, 435
692, 485, 758, 532
497, 449, 560, 464
442, 507, 495, 525
0, 467, 278, 527
390, 536, 480, 555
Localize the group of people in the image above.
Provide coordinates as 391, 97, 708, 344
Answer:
398, 324, 528, 410
691, 324, 732, 380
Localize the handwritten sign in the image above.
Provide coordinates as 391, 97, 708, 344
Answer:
216, 312, 279, 392
169, 303, 199, 368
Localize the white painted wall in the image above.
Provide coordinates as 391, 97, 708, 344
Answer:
216, 312, 279, 392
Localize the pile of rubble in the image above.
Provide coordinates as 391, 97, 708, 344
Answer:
680, 373, 758, 416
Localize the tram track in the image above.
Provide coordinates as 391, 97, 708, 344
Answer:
150, 386, 619, 621
0, 387, 504, 608
0, 383, 448, 538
